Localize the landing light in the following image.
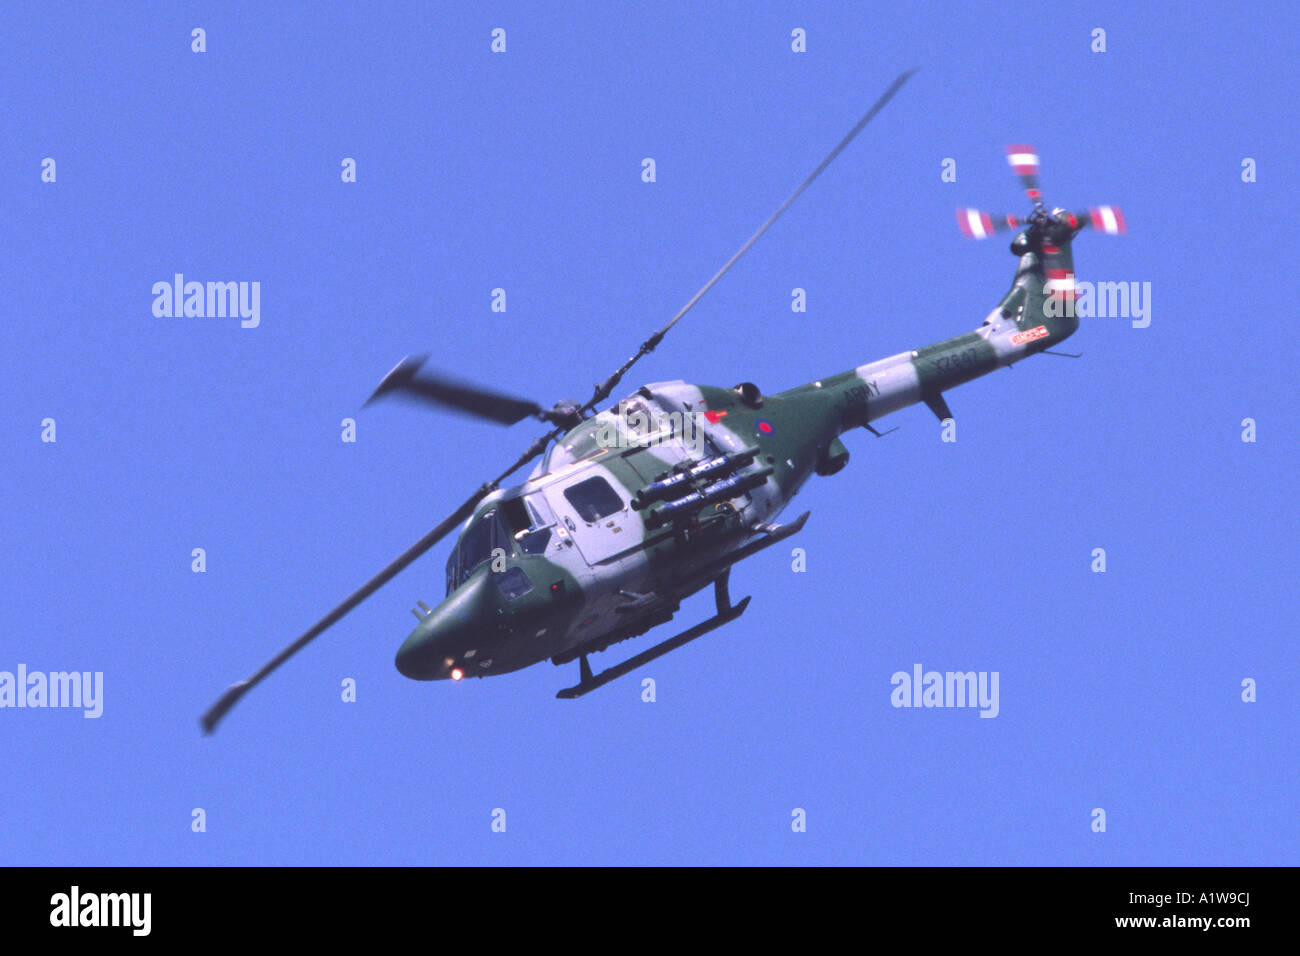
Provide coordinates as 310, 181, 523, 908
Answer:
450, 668, 464, 681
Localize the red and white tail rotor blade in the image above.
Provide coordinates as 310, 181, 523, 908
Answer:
1085, 205, 1127, 235
956, 208, 1020, 240
1005, 144, 1042, 204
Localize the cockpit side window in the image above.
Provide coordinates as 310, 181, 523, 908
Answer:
500, 497, 531, 537
500, 494, 553, 555
563, 476, 624, 523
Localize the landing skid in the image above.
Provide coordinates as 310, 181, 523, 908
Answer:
556, 570, 750, 699
555, 511, 810, 699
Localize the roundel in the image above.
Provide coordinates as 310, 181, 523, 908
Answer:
756, 420, 774, 436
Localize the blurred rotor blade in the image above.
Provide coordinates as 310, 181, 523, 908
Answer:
491, 427, 562, 484
365, 354, 545, 425
1083, 205, 1127, 235
200, 410, 570, 735
1005, 144, 1042, 205
583, 68, 918, 412
200, 483, 496, 734
956, 208, 1021, 239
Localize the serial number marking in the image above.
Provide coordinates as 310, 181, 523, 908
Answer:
930, 347, 979, 374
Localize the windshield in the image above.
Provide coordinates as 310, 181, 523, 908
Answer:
445, 495, 557, 595
445, 509, 512, 594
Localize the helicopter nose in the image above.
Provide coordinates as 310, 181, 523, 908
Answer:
394, 628, 441, 680
394, 576, 489, 680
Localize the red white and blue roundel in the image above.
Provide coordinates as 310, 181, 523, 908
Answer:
756, 420, 774, 436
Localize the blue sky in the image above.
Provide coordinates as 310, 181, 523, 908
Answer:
2, 1, 1296, 865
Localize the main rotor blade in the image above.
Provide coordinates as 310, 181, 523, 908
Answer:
201, 483, 494, 734
492, 427, 563, 484
366, 354, 545, 425
201, 416, 567, 735
584, 68, 917, 412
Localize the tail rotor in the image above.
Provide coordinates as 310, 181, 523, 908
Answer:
956, 145, 1125, 245
956, 208, 1021, 240
1083, 205, 1126, 235
1005, 144, 1044, 206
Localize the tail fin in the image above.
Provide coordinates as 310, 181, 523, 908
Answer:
997, 227, 1081, 345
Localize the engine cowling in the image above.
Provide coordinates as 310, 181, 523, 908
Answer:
815, 436, 850, 477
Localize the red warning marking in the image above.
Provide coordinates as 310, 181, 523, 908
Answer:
1011, 325, 1049, 345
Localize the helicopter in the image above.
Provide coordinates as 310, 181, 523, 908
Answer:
201, 69, 1124, 732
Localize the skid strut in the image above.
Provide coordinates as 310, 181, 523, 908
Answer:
555, 512, 809, 699
556, 570, 751, 699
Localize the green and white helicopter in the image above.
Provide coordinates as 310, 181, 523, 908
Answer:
202, 71, 1123, 732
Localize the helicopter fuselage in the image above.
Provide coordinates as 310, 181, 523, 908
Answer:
395, 235, 1079, 685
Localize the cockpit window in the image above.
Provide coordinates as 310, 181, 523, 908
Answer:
500, 494, 553, 555
445, 549, 458, 596
500, 498, 531, 537
458, 511, 496, 574
563, 476, 624, 523
447, 509, 512, 593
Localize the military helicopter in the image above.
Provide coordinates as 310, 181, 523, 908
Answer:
202, 70, 1124, 732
